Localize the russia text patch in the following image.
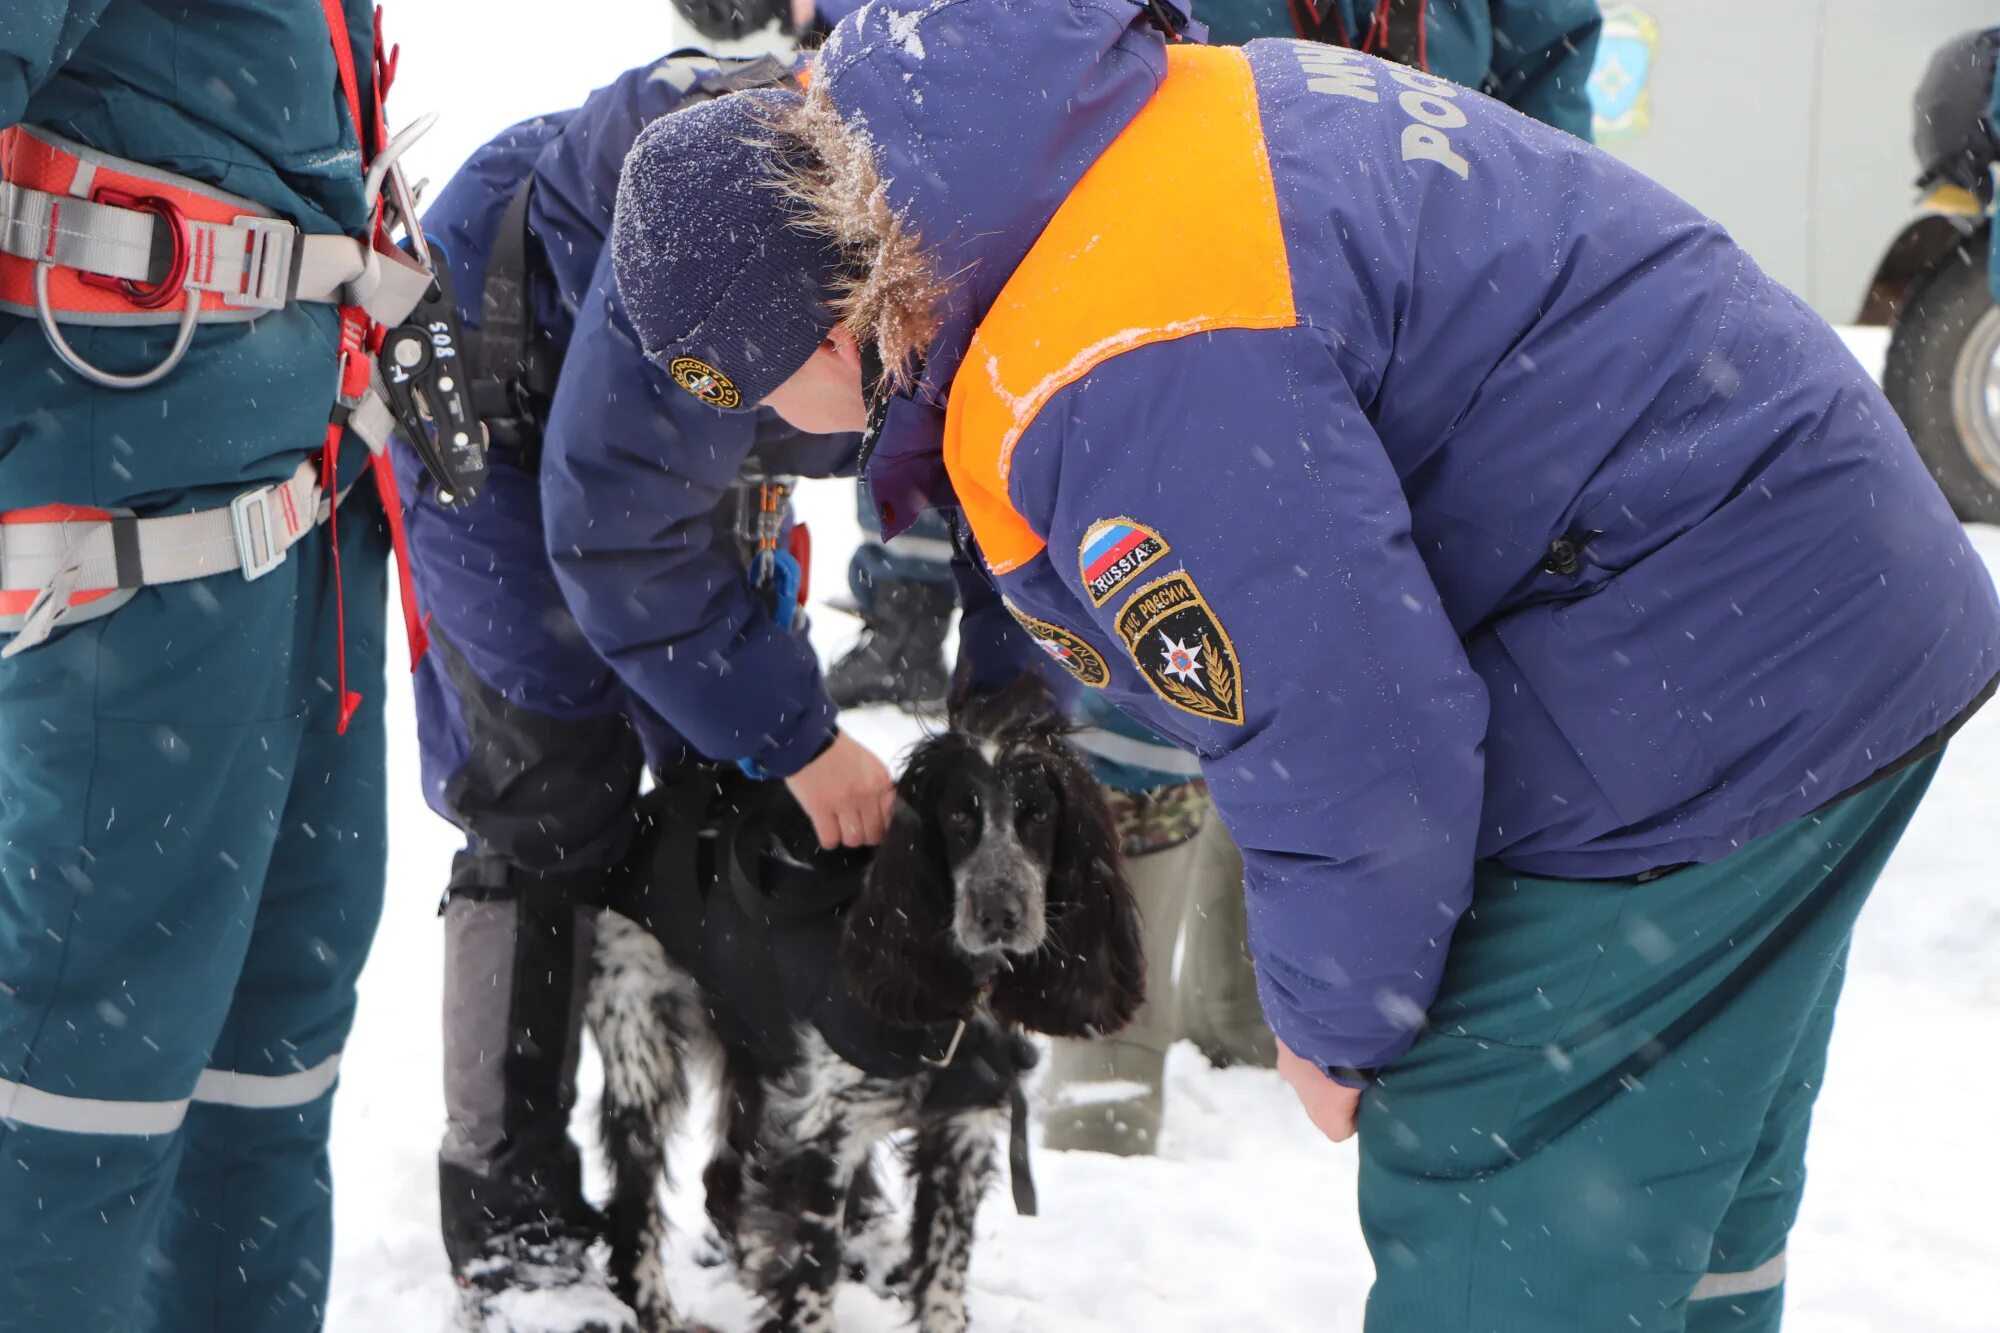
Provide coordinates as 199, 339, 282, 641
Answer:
1079, 518, 1170, 607
1115, 572, 1244, 725
1006, 602, 1110, 688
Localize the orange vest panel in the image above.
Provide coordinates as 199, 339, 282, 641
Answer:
942, 43, 1297, 575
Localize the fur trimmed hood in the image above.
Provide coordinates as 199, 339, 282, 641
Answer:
773, 83, 946, 391
772, 0, 1170, 534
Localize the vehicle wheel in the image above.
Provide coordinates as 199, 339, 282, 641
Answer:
1883, 234, 2000, 524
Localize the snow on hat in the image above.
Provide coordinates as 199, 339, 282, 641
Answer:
612, 87, 848, 412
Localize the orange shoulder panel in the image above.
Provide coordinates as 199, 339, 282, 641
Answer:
943, 44, 1296, 575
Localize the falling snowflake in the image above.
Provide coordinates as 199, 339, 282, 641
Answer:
1158, 632, 1205, 686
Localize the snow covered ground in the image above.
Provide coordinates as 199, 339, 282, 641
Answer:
322, 18, 2000, 1329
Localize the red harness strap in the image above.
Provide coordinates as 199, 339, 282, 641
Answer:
318, 0, 370, 151
316, 1, 430, 732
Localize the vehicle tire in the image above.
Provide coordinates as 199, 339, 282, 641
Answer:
1883, 233, 2000, 524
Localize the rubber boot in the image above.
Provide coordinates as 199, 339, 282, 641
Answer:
1178, 812, 1277, 1070
825, 577, 954, 711
1041, 785, 1204, 1155
441, 897, 633, 1333
1040, 1038, 1171, 1155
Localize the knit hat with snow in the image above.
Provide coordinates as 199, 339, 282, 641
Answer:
612, 87, 847, 412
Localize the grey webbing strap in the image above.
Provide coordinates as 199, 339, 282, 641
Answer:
0, 180, 157, 280
346, 383, 399, 457
0, 556, 88, 658
294, 231, 434, 327
2, 170, 427, 326
1, 458, 330, 654
1, 179, 299, 314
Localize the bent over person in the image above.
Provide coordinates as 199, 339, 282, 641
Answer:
1045, 0, 1604, 1159
393, 52, 880, 1330
608, 2, 2000, 1329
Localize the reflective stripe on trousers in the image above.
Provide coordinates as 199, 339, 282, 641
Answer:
1690, 1250, 1787, 1301
0, 1053, 341, 1134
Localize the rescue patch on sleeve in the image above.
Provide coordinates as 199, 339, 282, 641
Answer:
1005, 602, 1110, 688
1078, 518, 1171, 607
1114, 571, 1244, 725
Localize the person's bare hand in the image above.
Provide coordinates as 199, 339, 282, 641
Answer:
785, 731, 895, 849
1277, 1037, 1364, 1143
791, 0, 816, 29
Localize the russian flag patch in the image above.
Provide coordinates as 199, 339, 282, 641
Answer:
1078, 518, 1170, 607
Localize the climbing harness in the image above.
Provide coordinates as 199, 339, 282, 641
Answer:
0, 3, 450, 730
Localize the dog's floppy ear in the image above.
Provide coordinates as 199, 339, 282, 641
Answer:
839, 734, 982, 1027
989, 743, 1147, 1038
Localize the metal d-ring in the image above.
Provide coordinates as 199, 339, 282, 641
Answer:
34, 261, 201, 390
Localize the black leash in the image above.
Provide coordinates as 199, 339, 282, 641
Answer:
1008, 1079, 1039, 1217
923, 971, 1039, 1218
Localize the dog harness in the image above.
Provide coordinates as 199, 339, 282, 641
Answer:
0, 3, 437, 730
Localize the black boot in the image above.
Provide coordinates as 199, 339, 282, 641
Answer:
444, 1157, 637, 1333
825, 578, 954, 711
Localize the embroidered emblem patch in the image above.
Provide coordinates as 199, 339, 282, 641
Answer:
1005, 602, 1110, 688
668, 356, 741, 409
1115, 571, 1244, 725
1079, 518, 1171, 607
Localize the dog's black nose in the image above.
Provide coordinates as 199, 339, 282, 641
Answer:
979, 905, 1020, 937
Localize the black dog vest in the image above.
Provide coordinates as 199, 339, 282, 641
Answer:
601, 774, 1025, 1096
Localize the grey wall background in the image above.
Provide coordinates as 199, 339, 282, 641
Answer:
1593, 1, 1994, 321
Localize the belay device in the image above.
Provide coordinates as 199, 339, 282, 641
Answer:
380, 241, 489, 508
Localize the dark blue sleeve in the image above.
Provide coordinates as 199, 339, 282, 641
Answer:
0, 1, 113, 127
947, 513, 1064, 703
1027, 328, 1490, 1073
542, 251, 838, 776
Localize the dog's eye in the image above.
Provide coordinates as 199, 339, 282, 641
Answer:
1019, 800, 1050, 824
949, 808, 977, 833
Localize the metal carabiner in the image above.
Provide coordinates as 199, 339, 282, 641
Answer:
33, 261, 200, 391
363, 111, 439, 272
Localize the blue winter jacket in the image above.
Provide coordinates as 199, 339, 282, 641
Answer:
811, 1, 2000, 1074
400, 55, 854, 784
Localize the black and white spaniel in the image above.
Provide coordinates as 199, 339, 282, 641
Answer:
588, 697, 1145, 1333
